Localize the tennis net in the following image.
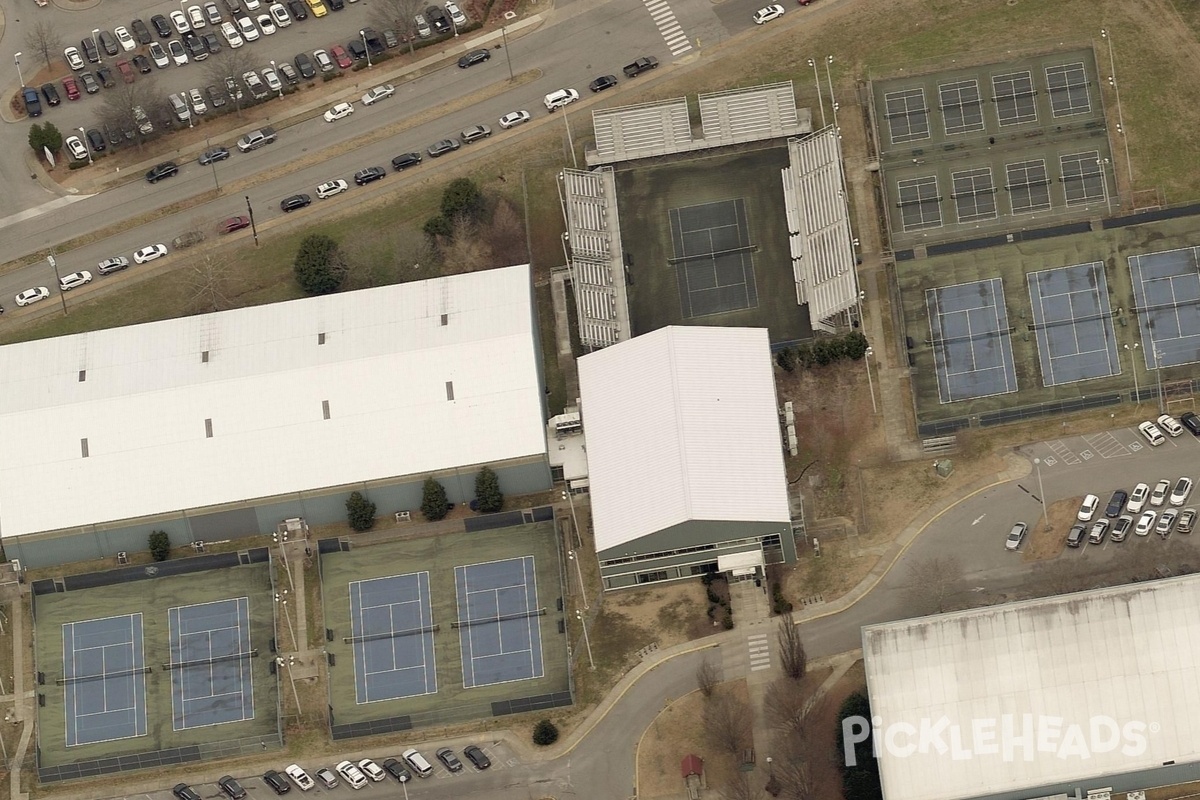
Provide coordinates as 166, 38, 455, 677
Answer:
161, 649, 258, 671
451, 607, 547, 629
57, 666, 151, 685
342, 625, 440, 645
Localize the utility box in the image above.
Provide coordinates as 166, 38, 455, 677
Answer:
935, 459, 954, 478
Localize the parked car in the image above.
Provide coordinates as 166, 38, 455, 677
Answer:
146, 162, 179, 183
1181, 411, 1200, 436
170, 9, 192, 34
543, 88, 579, 111
288, 0, 309, 20
224, 76, 245, 102
1128, 482, 1150, 514
96, 66, 116, 87
218, 776, 246, 800
149, 42, 170, 68
313, 49, 334, 72
98, 30, 120, 56
278, 62, 299, 84
199, 146, 229, 165
189, 4, 208, 27
280, 193, 312, 212
243, 70, 268, 99
117, 60, 137, 82
1004, 521, 1027, 551
22, 87, 42, 117
391, 152, 422, 171
206, 2, 225, 24
86, 128, 106, 151
383, 29, 399, 48
40, 83, 61, 106
219, 215, 251, 233
1138, 420, 1165, 446
753, 3, 785, 23
1110, 514, 1134, 542
206, 84, 228, 107
589, 74, 618, 92
270, 4, 293, 26
426, 5, 450, 32
313, 768, 338, 789
184, 31, 208, 60
499, 109, 531, 129
380, 758, 411, 782
188, 86, 208, 113
413, 13, 431, 37
173, 785, 202, 800
202, 32, 222, 53
436, 748, 463, 772
256, 13, 277, 34
80, 71, 100, 93
463, 745, 491, 770
295, 52, 316, 78
316, 179, 348, 199
1157, 413, 1184, 437
62, 76, 81, 100
330, 44, 351, 68
334, 761, 367, 790
1179, 508, 1197, 535
354, 166, 386, 184
1077, 493, 1100, 522
357, 759, 385, 782
461, 124, 491, 143
15, 287, 50, 306
361, 84, 394, 105
80, 37, 101, 63
131, 18, 154, 44
347, 40, 367, 61
133, 244, 168, 263
132, 54, 153, 73
65, 136, 90, 161
1151, 479, 1170, 507
237, 14, 261, 41
1171, 476, 1194, 507
307, 0, 328, 16
427, 138, 460, 157
1135, 509, 1157, 536
1087, 518, 1109, 545
222, 21, 245, 47
324, 101, 354, 122
152, 14, 174, 37
1104, 490, 1128, 518
284, 765, 314, 791
262, 67, 282, 92
1157, 508, 1179, 538
64, 46, 85, 70
115, 25, 138, 51
445, 0, 467, 25
97, 256, 130, 274
262, 771, 290, 795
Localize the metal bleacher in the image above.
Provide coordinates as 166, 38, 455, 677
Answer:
561, 167, 630, 349
781, 128, 859, 329
699, 83, 805, 144
591, 98, 693, 164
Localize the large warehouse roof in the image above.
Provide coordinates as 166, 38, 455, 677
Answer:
863, 575, 1200, 800
0, 264, 546, 539
578, 326, 790, 552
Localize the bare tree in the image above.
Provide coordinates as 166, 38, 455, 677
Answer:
703, 692, 752, 756
343, 225, 437, 290
182, 247, 237, 313
486, 197, 528, 265
95, 79, 167, 151
204, 48, 261, 118
721, 772, 763, 800
777, 611, 807, 680
1033, 558, 1091, 597
695, 657, 720, 698
25, 21, 65, 72
770, 720, 822, 800
440, 215, 493, 273
764, 676, 810, 733
370, 0, 424, 53
902, 554, 964, 614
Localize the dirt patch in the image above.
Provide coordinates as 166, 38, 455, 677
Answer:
608, 581, 712, 649
1021, 497, 1083, 562
1145, 780, 1200, 800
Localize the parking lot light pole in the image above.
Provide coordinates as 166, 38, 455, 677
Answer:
269, 60, 283, 97
1101, 29, 1134, 191
825, 55, 839, 135
245, 195, 259, 247
1124, 342, 1140, 404
13, 53, 23, 88
501, 25, 513, 82
91, 29, 100, 57
360, 31, 372, 67
1034, 458, 1049, 531
576, 610, 595, 670
77, 126, 93, 165
1154, 348, 1165, 414
864, 346, 877, 414
205, 137, 220, 193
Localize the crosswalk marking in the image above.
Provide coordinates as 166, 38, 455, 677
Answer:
643, 0, 692, 55
748, 633, 770, 672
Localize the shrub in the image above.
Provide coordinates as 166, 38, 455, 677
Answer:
420, 476, 449, 521
722, 614, 734, 630
775, 347, 796, 372
293, 234, 346, 295
345, 491, 377, 532
148, 531, 171, 562
532, 719, 559, 746
473, 467, 503, 513
441, 177, 486, 223
706, 587, 721, 605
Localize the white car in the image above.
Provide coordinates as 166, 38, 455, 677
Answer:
189, 87, 208, 114
316, 179, 348, 199
361, 84, 395, 105
64, 46, 85, 71
262, 67, 283, 92
256, 13, 277, 34
114, 26, 137, 51
543, 88, 579, 111
357, 759, 385, 782
1150, 479, 1170, 507
244, 0, 261, 9
314, 49, 334, 72
1127, 482, 1150, 514
59, 270, 93, 291
499, 109, 531, 129
445, 0, 467, 25
170, 9, 192, 34
753, 3, 784, 23
65, 136, 89, 161
1157, 413, 1184, 437
15, 287, 50, 306
284, 765, 314, 791
221, 21, 245, 47
1077, 493, 1100, 522
334, 761, 367, 790
324, 102, 354, 122
1171, 476, 1194, 507
1135, 509, 1156, 536
97, 256, 130, 275
168, 39, 189, 66
188, 5, 207, 27
1138, 420, 1165, 446
133, 244, 168, 264
205, 2, 224, 24
237, 14, 261, 41
269, 3, 292, 26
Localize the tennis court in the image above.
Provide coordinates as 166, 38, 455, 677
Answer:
884, 87, 931, 144
992, 70, 1038, 126
1045, 62, 1092, 118
167, 598, 254, 730
348, 573, 437, 704
455, 557, 545, 689
1129, 246, 1200, 368
669, 198, 758, 318
1027, 262, 1120, 386
926, 278, 1018, 403
62, 614, 148, 747
939, 79, 985, 136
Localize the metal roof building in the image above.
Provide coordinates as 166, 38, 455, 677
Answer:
862, 574, 1200, 800
577, 326, 795, 589
0, 265, 552, 567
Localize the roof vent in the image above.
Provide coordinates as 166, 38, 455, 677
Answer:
322, 400, 330, 420
201, 350, 209, 363
78, 369, 86, 382
205, 418, 213, 438
81, 438, 89, 458
445, 381, 455, 401
318, 332, 326, 345
441, 313, 448, 326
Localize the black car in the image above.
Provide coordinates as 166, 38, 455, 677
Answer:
1182, 411, 1200, 436
173, 785, 202, 800
80, 71, 100, 94
131, 18, 153, 44
436, 748, 463, 773
206, 85, 228, 108
457, 48, 490, 68
287, 0, 308, 19
40, 83, 61, 106
86, 129, 107, 152
294, 52, 316, 79
326, 0, 344, 10
98, 30, 120, 56
199, 146, 230, 165
146, 161, 179, 183
381, 758, 411, 783
278, 62, 299, 84
463, 745, 491, 770
354, 166, 386, 185
1105, 490, 1128, 519
589, 74, 618, 92
202, 32, 222, 54
218, 777, 247, 800
22, 87, 42, 118
427, 138, 460, 157
426, 5, 450, 32
262, 770, 291, 795
132, 54, 152, 73
81, 37, 101, 63
151, 14, 173, 38
361, 28, 385, 54
280, 194, 312, 212
96, 66, 115, 88
391, 152, 422, 171
183, 32, 208, 60
347, 40, 367, 61
1066, 523, 1087, 548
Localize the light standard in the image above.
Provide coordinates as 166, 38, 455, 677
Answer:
500, 25, 513, 82
1124, 342, 1140, 404
1033, 458, 1049, 531
275, 655, 302, 712
576, 610, 595, 670
562, 109, 577, 169
864, 346, 877, 414
561, 490, 588, 608
186, 94, 194, 128
269, 60, 283, 98
1154, 348, 1165, 414
205, 137, 221, 192
13, 52, 24, 88
360, 30, 372, 67
47, 253, 67, 314
825, 55, 840, 136
449, 13, 458, 37
77, 127, 93, 165
245, 195, 260, 247
91, 29, 101, 59
1100, 29, 1133, 190
806, 58, 825, 128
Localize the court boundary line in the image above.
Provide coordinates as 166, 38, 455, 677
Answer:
62, 613, 148, 748
168, 597, 255, 732
455, 556, 545, 689
349, 572, 437, 705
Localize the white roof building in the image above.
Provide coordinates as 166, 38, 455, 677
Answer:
0, 264, 547, 541
577, 326, 791, 569
862, 575, 1200, 800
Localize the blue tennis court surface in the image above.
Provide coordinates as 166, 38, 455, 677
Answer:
926, 278, 1018, 403
349, 573, 437, 704
1027, 262, 1120, 386
62, 614, 147, 747
1129, 246, 1200, 368
455, 557, 545, 689
167, 598, 254, 730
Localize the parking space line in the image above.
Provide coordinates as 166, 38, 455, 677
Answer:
1083, 432, 1131, 459
1047, 439, 1081, 465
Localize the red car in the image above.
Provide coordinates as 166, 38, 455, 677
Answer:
330, 45, 352, 69
61, 76, 81, 101
116, 60, 136, 84
219, 216, 251, 234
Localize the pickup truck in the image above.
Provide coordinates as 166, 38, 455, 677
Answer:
236, 126, 276, 152
623, 56, 659, 78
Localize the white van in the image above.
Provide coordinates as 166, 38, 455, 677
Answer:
401, 748, 434, 778
1138, 420, 1165, 447
543, 88, 579, 111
